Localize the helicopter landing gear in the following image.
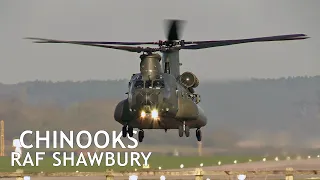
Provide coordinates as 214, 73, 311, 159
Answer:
122, 125, 127, 137
128, 126, 134, 137
196, 128, 202, 142
138, 130, 144, 142
178, 125, 183, 137
178, 121, 190, 137
122, 124, 134, 138
185, 125, 190, 137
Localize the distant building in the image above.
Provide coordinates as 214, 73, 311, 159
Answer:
12, 139, 22, 156
173, 149, 179, 156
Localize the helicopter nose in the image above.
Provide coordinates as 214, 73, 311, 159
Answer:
136, 90, 159, 106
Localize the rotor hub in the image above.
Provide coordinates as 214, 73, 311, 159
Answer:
158, 40, 185, 48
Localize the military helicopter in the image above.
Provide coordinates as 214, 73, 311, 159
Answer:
26, 20, 308, 143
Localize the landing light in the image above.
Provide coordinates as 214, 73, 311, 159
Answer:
151, 109, 158, 119
141, 111, 146, 118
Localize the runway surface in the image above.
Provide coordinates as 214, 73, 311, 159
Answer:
1, 159, 320, 180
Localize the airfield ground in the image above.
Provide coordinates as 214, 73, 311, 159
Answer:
0, 155, 262, 172
1, 156, 320, 179
1, 159, 320, 179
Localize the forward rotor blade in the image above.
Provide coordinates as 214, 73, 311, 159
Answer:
25, 37, 160, 53
25, 37, 158, 45
165, 19, 186, 41
182, 34, 309, 49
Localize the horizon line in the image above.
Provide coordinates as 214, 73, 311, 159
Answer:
0, 75, 319, 85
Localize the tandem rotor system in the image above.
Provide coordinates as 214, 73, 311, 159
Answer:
26, 19, 309, 87
26, 19, 308, 56
26, 20, 309, 89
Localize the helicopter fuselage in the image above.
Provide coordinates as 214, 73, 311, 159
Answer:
113, 72, 207, 129
112, 52, 206, 141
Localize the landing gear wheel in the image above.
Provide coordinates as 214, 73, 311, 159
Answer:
185, 125, 190, 137
128, 126, 134, 137
122, 125, 127, 138
196, 129, 202, 141
138, 130, 144, 142
178, 125, 184, 137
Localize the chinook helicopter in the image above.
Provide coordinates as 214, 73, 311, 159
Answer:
26, 20, 308, 143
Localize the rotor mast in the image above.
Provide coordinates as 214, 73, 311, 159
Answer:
162, 50, 180, 79
161, 20, 185, 79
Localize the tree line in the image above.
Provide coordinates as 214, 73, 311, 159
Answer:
1, 76, 320, 150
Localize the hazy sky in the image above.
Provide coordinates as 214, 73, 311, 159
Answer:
1, 0, 319, 84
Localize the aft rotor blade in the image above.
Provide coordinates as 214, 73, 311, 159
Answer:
182, 34, 309, 49
25, 37, 160, 53
165, 19, 186, 41
25, 37, 158, 45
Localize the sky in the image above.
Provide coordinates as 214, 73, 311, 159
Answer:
1, 0, 319, 84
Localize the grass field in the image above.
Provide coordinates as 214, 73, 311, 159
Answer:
0, 153, 262, 173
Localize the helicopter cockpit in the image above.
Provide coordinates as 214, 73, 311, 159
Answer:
133, 79, 165, 89
128, 74, 167, 111
130, 74, 165, 90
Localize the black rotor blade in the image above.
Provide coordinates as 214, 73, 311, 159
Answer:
25, 37, 158, 45
181, 34, 309, 49
25, 38, 160, 53
165, 19, 186, 41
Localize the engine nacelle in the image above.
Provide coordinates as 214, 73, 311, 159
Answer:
179, 72, 199, 88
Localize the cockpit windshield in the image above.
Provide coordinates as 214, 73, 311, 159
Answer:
134, 80, 144, 88
153, 80, 165, 89
145, 80, 152, 88
132, 79, 165, 89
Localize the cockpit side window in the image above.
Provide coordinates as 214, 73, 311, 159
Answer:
134, 80, 144, 89
145, 80, 152, 88
153, 80, 165, 89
